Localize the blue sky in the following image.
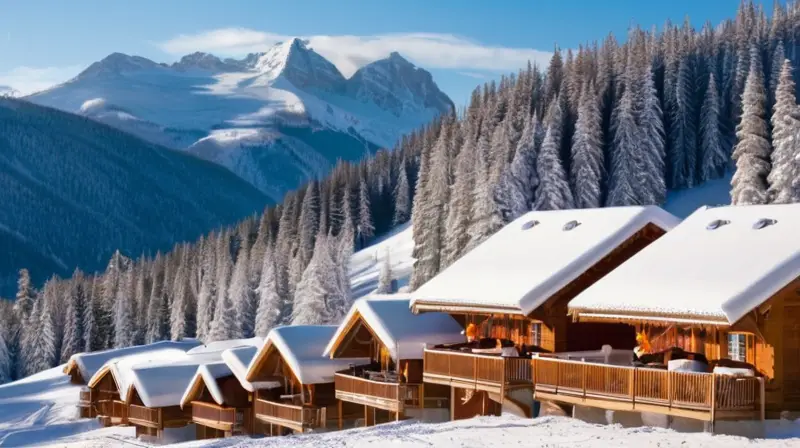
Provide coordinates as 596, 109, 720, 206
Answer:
0, 0, 745, 104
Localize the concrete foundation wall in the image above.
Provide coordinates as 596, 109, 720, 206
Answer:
570, 405, 765, 438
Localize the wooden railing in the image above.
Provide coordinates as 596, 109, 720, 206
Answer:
191, 401, 235, 424
532, 357, 763, 419
96, 400, 128, 420
254, 399, 323, 428
79, 388, 92, 405
423, 349, 532, 387
128, 404, 160, 425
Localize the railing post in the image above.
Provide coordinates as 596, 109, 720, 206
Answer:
667, 372, 673, 409
581, 362, 586, 398
629, 368, 635, 407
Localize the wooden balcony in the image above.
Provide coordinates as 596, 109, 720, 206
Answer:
253, 398, 325, 433
191, 401, 237, 431
128, 404, 160, 428
422, 348, 532, 394
532, 356, 765, 422
334, 373, 421, 413
96, 399, 128, 424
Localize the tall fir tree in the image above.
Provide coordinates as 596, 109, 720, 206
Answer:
392, 162, 411, 226
668, 54, 699, 189
113, 268, 135, 348
534, 96, 575, 210
699, 73, 728, 182
571, 83, 605, 208
255, 245, 284, 337
731, 46, 772, 205
170, 246, 191, 341
356, 178, 375, 248
767, 58, 800, 203
375, 249, 393, 294
229, 242, 255, 339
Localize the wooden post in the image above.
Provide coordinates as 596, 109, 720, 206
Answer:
364, 405, 375, 427
759, 377, 766, 421
629, 368, 636, 408
450, 386, 456, 421
338, 400, 343, 430
709, 374, 717, 433
420, 384, 425, 410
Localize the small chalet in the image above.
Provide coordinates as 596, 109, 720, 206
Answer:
323, 296, 464, 425
244, 325, 368, 436
72, 341, 200, 421
410, 206, 678, 419
123, 338, 261, 440
180, 345, 261, 439
556, 204, 800, 432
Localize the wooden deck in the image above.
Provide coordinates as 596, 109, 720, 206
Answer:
96, 399, 128, 425
190, 401, 240, 431
253, 399, 325, 433
422, 348, 532, 395
128, 405, 190, 429
334, 373, 421, 413
532, 356, 765, 422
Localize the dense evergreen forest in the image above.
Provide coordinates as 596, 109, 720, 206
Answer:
2, 0, 800, 383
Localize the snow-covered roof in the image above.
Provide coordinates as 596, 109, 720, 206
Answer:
323, 295, 464, 361
64, 340, 200, 383
410, 206, 679, 316
246, 326, 369, 385
179, 344, 264, 408
568, 204, 800, 325
124, 337, 262, 408
221, 346, 259, 392
87, 347, 195, 394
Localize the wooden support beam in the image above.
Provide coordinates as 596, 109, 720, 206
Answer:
364, 405, 375, 426
338, 400, 343, 430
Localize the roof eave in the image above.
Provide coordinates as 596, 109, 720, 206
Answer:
571, 309, 730, 327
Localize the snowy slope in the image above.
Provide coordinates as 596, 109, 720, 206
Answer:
27, 39, 453, 198
348, 222, 415, 299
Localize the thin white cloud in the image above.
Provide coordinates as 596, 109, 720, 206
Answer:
158, 28, 551, 78
0, 65, 84, 96
458, 71, 489, 79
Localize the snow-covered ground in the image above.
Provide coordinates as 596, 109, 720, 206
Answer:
34, 415, 800, 448
349, 222, 414, 299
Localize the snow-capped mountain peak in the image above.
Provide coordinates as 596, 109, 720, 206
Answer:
172, 51, 239, 72
252, 37, 346, 91
345, 52, 454, 117
76, 52, 163, 79
27, 41, 453, 199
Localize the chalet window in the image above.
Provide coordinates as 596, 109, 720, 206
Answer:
728, 333, 754, 363
531, 322, 543, 347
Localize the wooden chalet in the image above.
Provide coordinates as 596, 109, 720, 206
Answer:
180, 345, 261, 439
75, 342, 199, 423
324, 296, 464, 424
122, 338, 261, 440
410, 206, 679, 419
558, 204, 800, 433
244, 325, 369, 436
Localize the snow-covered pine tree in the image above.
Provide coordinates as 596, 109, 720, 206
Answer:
290, 182, 320, 291
83, 277, 101, 353
214, 231, 233, 332
291, 234, 330, 326
392, 161, 411, 226
637, 39, 667, 206
145, 257, 168, 344
208, 284, 237, 342
607, 84, 641, 206
0, 325, 10, 384
731, 46, 772, 206
668, 53, 698, 189
767, 58, 800, 204
699, 72, 728, 182
327, 230, 354, 323
571, 83, 605, 208
768, 40, 785, 111
60, 273, 85, 363
356, 178, 375, 248
170, 246, 191, 341
113, 268, 135, 348
443, 136, 476, 267
410, 121, 452, 290
534, 96, 575, 210
25, 284, 57, 376
466, 130, 504, 253
229, 241, 255, 338
503, 112, 540, 220
255, 245, 284, 337
376, 248, 393, 294
13, 268, 35, 320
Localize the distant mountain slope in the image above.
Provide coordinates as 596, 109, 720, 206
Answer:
27, 39, 454, 199
0, 98, 268, 295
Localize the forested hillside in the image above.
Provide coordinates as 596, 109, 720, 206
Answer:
2, 0, 799, 384
0, 98, 269, 297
